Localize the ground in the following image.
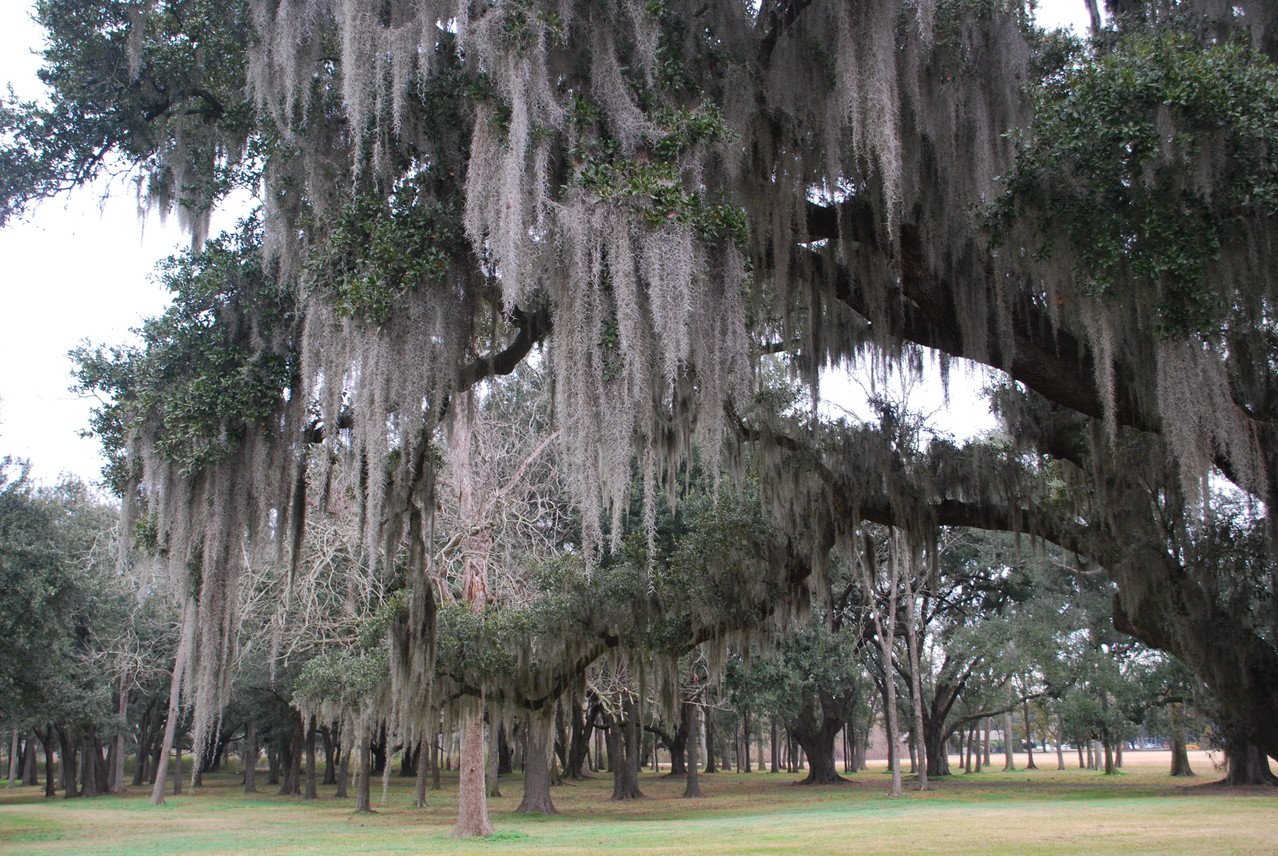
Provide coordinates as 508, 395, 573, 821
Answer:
1, 751, 1274, 854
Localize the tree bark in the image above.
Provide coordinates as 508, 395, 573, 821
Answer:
1022, 698, 1037, 770
6, 730, 18, 787
516, 711, 559, 814
453, 705, 493, 834
903, 572, 928, 790
770, 718, 779, 773
486, 715, 502, 798
336, 727, 350, 798
304, 716, 318, 800
1223, 735, 1278, 786
703, 710, 717, 774
1002, 711, 1016, 771
22, 733, 37, 786
414, 728, 429, 807
683, 703, 703, 798
58, 727, 79, 798
1169, 704, 1194, 777
151, 595, 194, 806
37, 727, 55, 797
355, 722, 373, 813
244, 721, 258, 793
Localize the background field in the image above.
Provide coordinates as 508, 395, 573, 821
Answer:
1, 751, 1274, 855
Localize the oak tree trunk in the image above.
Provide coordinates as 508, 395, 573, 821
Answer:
516, 711, 559, 814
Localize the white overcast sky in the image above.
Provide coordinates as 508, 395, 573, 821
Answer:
0, 1, 1088, 486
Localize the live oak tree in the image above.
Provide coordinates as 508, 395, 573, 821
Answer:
6, 0, 1278, 799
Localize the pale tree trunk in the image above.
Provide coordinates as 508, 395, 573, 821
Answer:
451, 412, 494, 837
1002, 711, 1016, 771
859, 531, 901, 797
355, 721, 373, 813
151, 596, 195, 806
1055, 728, 1065, 771
516, 711, 559, 814
683, 703, 703, 798
983, 717, 991, 767
902, 556, 927, 791
112, 667, 129, 794
1022, 697, 1037, 769
454, 704, 493, 836
304, 715, 318, 800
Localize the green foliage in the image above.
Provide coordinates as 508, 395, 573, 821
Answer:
0, 0, 256, 226
308, 171, 466, 326
572, 104, 747, 246
0, 462, 128, 728
72, 217, 294, 485
991, 29, 1278, 337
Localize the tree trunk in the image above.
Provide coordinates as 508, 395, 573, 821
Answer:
742, 710, 751, 773
151, 595, 194, 806
788, 689, 848, 786
414, 728, 429, 807
336, 728, 350, 798
983, 717, 991, 766
770, 718, 779, 773
111, 680, 129, 794
59, 727, 79, 798
703, 711, 716, 774
174, 742, 183, 794
516, 711, 559, 814
431, 729, 441, 790
304, 716, 318, 800
321, 726, 337, 785
453, 705, 493, 835
22, 733, 37, 786
244, 721, 258, 793
1169, 704, 1194, 777
1223, 735, 1278, 786
355, 722, 373, 813
903, 576, 928, 790
486, 715, 502, 798
1022, 699, 1037, 769
1002, 711, 1016, 771
1102, 739, 1116, 775
608, 699, 644, 800
6, 730, 18, 787
279, 712, 302, 796
38, 727, 55, 797
683, 703, 702, 798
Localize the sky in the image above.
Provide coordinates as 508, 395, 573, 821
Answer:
0, 0, 1089, 486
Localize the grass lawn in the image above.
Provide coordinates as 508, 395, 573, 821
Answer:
1, 751, 1274, 854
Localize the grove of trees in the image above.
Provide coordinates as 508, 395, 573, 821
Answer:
1, 0, 1275, 838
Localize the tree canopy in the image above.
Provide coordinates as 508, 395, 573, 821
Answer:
4, 0, 1277, 819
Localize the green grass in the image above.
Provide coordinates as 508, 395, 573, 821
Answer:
1, 752, 1275, 854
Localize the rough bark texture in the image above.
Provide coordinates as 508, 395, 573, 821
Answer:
1223, 737, 1278, 786
355, 728, 373, 813
608, 699, 644, 800
453, 708, 493, 835
516, 712, 559, 814
790, 694, 847, 785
